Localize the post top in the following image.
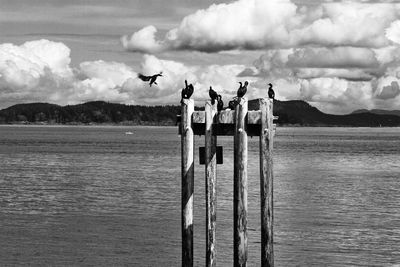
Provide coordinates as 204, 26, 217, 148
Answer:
237, 97, 248, 105
205, 100, 218, 107
181, 98, 194, 105
259, 98, 273, 104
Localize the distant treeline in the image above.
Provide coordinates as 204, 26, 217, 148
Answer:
1, 100, 400, 127
0, 101, 182, 125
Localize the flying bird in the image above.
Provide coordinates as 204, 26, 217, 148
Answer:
138, 72, 163, 87
237, 81, 248, 98
268, 83, 275, 100
181, 80, 194, 100
209, 86, 218, 105
217, 95, 224, 111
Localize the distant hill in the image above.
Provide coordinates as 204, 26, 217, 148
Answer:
352, 109, 400, 117
0, 101, 181, 126
249, 99, 400, 127
1, 100, 400, 127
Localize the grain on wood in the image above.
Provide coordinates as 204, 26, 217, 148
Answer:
205, 101, 217, 267
233, 97, 248, 267
181, 99, 194, 267
259, 98, 274, 267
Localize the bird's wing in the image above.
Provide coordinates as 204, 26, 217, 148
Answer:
138, 73, 151, 81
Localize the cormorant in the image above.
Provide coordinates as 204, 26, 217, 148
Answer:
268, 83, 275, 100
228, 98, 238, 110
217, 94, 224, 111
237, 81, 248, 98
209, 86, 218, 105
181, 80, 194, 100
138, 72, 163, 87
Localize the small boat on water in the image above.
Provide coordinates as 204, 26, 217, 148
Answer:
125, 131, 134, 135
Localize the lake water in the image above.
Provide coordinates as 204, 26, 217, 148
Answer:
0, 125, 399, 266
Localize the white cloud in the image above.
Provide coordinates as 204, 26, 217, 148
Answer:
121, 25, 164, 53
385, 20, 400, 44
296, 78, 376, 114
117, 0, 400, 113
1, 39, 400, 114
122, 0, 400, 53
291, 3, 397, 48
122, 54, 248, 104
123, 0, 299, 52
0, 39, 250, 108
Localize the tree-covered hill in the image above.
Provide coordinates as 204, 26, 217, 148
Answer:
1, 100, 400, 127
0, 101, 181, 125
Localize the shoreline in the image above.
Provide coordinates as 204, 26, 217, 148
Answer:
1, 123, 399, 128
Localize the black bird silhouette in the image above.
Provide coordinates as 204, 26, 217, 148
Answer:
228, 98, 238, 110
217, 94, 224, 111
209, 86, 218, 105
138, 72, 163, 87
181, 80, 194, 100
268, 83, 275, 100
237, 81, 248, 98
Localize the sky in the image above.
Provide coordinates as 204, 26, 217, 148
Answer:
1, 0, 400, 114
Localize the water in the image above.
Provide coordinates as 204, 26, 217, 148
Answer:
0, 125, 399, 266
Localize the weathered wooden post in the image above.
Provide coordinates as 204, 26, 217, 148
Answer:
205, 101, 217, 267
233, 97, 248, 267
259, 99, 274, 267
181, 98, 194, 267
179, 96, 275, 267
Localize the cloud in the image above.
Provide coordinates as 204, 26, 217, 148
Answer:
0, 39, 251, 108
121, 54, 248, 104
236, 44, 400, 113
287, 47, 379, 69
374, 77, 400, 100
294, 68, 376, 81
122, 0, 400, 53
296, 78, 377, 114
245, 47, 384, 81
385, 20, 400, 44
1, 39, 400, 114
0, 40, 74, 106
291, 3, 397, 48
377, 81, 400, 100
121, 25, 164, 53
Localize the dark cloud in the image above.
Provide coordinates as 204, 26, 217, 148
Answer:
376, 81, 400, 99
287, 47, 380, 69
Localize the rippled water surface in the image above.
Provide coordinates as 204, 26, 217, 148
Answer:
0, 125, 399, 266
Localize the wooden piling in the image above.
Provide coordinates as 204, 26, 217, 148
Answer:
233, 97, 248, 267
259, 98, 274, 267
181, 98, 194, 267
205, 101, 217, 267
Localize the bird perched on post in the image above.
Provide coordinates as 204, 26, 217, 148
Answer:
138, 72, 163, 87
181, 80, 194, 101
217, 95, 224, 111
268, 83, 275, 100
228, 99, 237, 110
209, 86, 218, 105
237, 81, 248, 98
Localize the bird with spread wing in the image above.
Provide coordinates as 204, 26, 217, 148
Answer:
138, 72, 163, 87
